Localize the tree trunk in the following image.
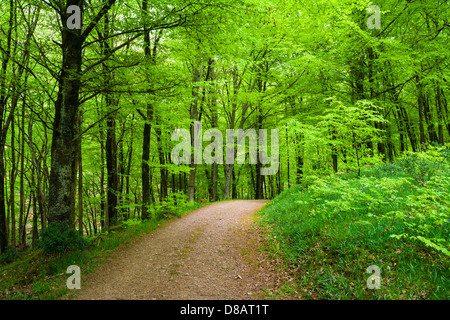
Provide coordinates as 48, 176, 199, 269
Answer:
435, 82, 444, 145
188, 66, 202, 202
9, 112, 16, 248
0, 0, 15, 253
78, 111, 83, 235
48, 0, 116, 229
209, 58, 219, 201
48, 6, 83, 227
155, 124, 168, 201
19, 97, 25, 248
99, 120, 105, 230
141, 105, 153, 219
141, 5, 160, 214
32, 168, 38, 247
331, 128, 338, 173
125, 127, 133, 220
296, 132, 304, 183
0, 152, 7, 252
399, 104, 418, 152
106, 110, 119, 226
416, 76, 427, 150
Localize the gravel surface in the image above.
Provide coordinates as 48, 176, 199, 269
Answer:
73, 200, 289, 300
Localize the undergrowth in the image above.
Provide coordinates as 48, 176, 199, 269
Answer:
257, 145, 450, 299
0, 200, 208, 300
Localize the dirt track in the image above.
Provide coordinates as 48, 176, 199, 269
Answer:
73, 200, 289, 300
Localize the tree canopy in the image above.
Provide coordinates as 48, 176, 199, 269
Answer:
0, 0, 448, 253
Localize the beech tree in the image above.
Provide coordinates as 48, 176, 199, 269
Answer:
0, 0, 447, 254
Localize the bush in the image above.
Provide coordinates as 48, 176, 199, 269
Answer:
397, 146, 449, 184
146, 192, 189, 219
0, 246, 19, 265
38, 222, 87, 254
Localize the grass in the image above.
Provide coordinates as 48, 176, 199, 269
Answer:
257, 147, 450, 300
0, 200, 210, 300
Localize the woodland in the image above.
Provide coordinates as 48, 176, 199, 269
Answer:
0, 0, 449, 300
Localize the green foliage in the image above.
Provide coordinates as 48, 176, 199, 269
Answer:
38, 223, 88, 254
397, 148, 447, 184
145, 192, 189, 219
258, 148, 450, 299
0, 246, 19, 265
0, 0, 449, 299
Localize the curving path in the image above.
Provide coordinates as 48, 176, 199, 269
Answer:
73, 200, 288, 300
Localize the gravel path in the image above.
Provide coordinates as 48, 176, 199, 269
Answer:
73, 200, 288, 300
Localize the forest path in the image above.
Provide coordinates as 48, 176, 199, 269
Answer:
73, 200, 289, 300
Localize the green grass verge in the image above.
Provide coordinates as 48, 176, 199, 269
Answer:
0, 201, 209, 300
257, 147, 450, 300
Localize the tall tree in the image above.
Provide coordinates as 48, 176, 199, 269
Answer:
47, 0, 116, 228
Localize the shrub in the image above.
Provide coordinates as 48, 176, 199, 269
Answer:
0, 246, 19, 265
147, 192, 189, 219
397, 146, 448, 184
38, 222, 87, 254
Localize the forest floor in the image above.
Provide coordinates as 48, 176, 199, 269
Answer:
72, 200, 295, 300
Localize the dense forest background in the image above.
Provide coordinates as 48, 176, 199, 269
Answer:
0, 0, 448, 253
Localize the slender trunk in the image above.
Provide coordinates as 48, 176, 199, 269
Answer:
106, 112, 119, 226
393, 107, 406, 152
422, 90, 437, 143
232, 170, 237, 199
224, 69, 240, 199
277, 163, 282, 195
296, 132, 304, 183
0, 0, 15, 253
102, 12, 120, 227
440, 85, 450, 137
376, 121, 387, 161
141, 106, 152, 219
171, 173, 176, 204
331, 128, 338, 173
352, 131, 361, 176
19, 97, 25, 248
385, 117, 394, 162
141, 4, 160, 215
32, 168, 38, 247
9, 114, 16, 247
118, 139, 124, 206
209, 59, 219, 202
188, 66, 201, 202
416, 76, 427, 150
399, 104, 418, 152
255, 116, 263, 199
99, 122, 105, 230
78, 111, 83, 235
435, 82, 444, 145
0, 152, 7, 252
125, 128, 133, 220
155, 125, 168, 200
28, 113, 48, 236
286, 127, 290, 187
